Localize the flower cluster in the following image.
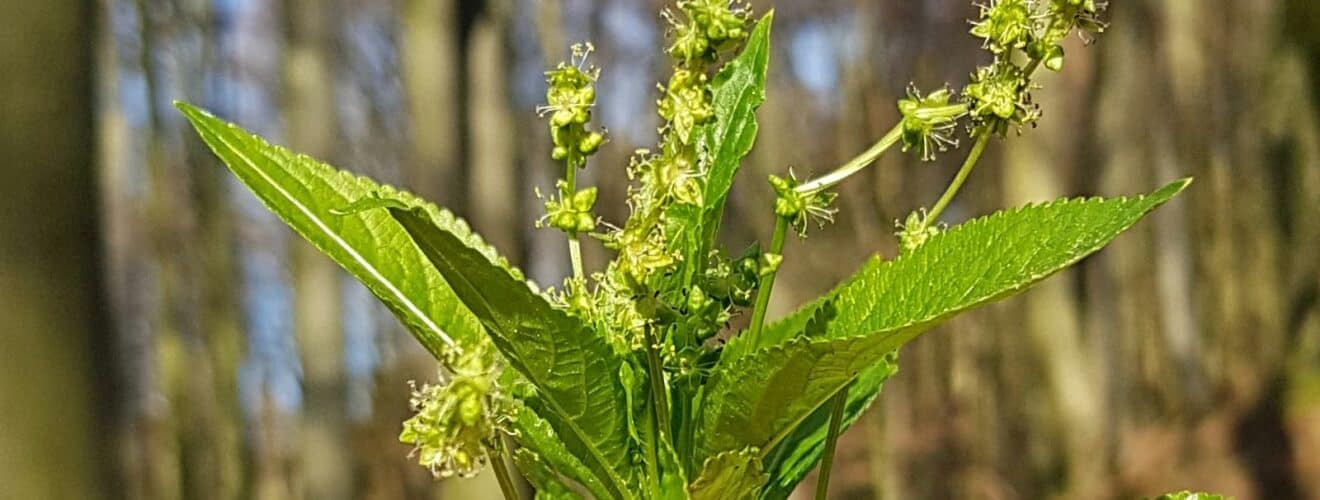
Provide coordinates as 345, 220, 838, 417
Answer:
770, 173, 838, 237
972, 0, 1106, 65
898, 86, 966, 162
666, 0, 751, 65
566, 0, 754, 359
399, 346, 506, 479
957, 0, 1107, 136
970, 0, 1036, 54
540, 44, 605, 165
896, 209, 942, 254
658, 70, 715, 144
963, 63, 1039, 135
538, 181, 598, 235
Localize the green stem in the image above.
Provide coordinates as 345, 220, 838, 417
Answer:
642, 325, 668, 494
795, 124, 903, 195
644, 406, 661, 495
926, 130, 991, 223
643, 325, 671, 434
568, 238, 584, 279
490, 437, 521, 500
564, 134, 586, 281
746, 215, 790, 347
814, 384, 851, 500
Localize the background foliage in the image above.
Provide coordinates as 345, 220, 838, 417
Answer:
1, 0, 1318, 499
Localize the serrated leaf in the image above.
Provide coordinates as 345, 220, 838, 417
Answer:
687, 448, 767, 500
697, 179, 1191, 466
670, 12, 774, 284
511, 403, 611, 500
513, 448, 586, 500
757, 352, 897, 500
389, 207, 635, 500
175, 101, 486, 358
721, 294, 838, 364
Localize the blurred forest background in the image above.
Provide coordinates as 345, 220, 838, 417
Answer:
2, 0, 1319, 499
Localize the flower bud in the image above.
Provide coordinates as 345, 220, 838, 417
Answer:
579, 132, 605, 155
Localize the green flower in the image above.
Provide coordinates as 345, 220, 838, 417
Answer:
970, 0, 1036, 54
1040, 0, 1107, 48
898, 85, 966, 161
400, 346, 504, 479
541, 43, 605, 163
665, 0, 750, 64
896, 209, 941, 254
771, 173, 838, 237
538, 181, 598, 235
963, 62, 1039, 134
658, 69, 715, 144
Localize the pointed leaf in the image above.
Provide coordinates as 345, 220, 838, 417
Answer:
697, 179, 1191, 464
176, 101, 485, 358
389, 207, 635, 500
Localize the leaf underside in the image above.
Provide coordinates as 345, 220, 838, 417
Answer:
688, 448, 767, 500
697, 179, 1191, 472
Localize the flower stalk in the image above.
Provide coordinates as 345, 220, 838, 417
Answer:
814, 383, 851, 500
490, 437, 521, 500
746, 213, 789, 347
927, 130, 992, 223
794, 124, 903, 196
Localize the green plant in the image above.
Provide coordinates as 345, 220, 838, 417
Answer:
177, 0, 1191, 498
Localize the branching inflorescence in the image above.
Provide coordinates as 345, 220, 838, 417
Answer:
177, 0, 1204, 498
421, 0, 1110, 494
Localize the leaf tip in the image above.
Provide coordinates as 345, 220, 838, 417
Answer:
173, 100, 203, 117
1154, 177, 1194, 202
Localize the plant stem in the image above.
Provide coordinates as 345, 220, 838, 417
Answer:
644, 408, 661, 495
643, 325, 671, 434
563, 151, 586, 281
926, 130, 991, 223
746, 215, 790, 347
642, 325, 668, 495
568, 238, 584, 279
490, 437, 521, 500
814, 384, 851, 500
795, 124, 903, 195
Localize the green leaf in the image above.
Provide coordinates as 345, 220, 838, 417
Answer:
658, 438, 691, 500
758, 352, 898, 500
670, 12, 774, 283
511, 403, 611, 500
175, 101, 486, 358
697, 179, 1191, 465
513, 448, 586, 500
687, 448, 767, 500
389, 207, 636, 500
